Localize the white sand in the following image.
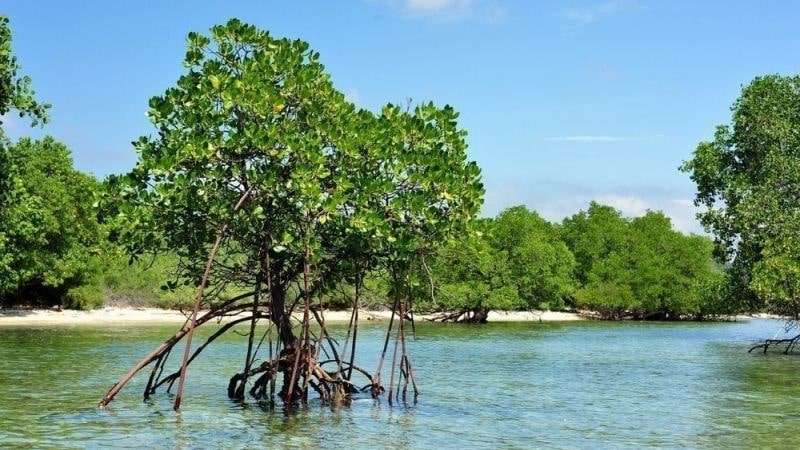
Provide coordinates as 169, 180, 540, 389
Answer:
0, 307, 583, 326
487, 310, 584, 322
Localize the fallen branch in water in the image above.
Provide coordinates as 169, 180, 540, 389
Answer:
749, 334, 800, 354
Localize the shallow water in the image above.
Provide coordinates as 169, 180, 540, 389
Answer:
1, 319, 799, 448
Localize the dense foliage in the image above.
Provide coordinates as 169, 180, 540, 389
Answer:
418, 206, 576, 321
682, 75, 800, 318
416, 203, 723, 321
0, 138, 102, 306
491, 206, 576, 310
418, 219, 520, 320
563, 204, 724, 319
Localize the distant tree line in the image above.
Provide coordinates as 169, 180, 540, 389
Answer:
412, 203, 726, 321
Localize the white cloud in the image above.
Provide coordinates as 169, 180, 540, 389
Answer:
344, 88, 362, 105
406, 0, 472, 13
561, 0, 640, 26
0, 113, 45, 140
595, 194, 651, 216
543, 134, 664, 143
482, 181, 704, 235
544, 135, 630, 142
663, 198, 703, 234
594, 195, 703, 234
373, 0, 504, 22
1, 114, 22, 135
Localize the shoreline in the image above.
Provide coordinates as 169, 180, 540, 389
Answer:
0, 307, 783, 327
0, 307, 584, 327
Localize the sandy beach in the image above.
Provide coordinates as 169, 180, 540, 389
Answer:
0, 307, 584, 326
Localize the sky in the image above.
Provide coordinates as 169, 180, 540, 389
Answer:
3, 0, 800, 233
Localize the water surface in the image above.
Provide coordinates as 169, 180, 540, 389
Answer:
1, 319, 798, 448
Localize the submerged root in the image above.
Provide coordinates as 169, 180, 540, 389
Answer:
228, 345, 376, 406
99, 304, 386, 409
98, 273, 421, 410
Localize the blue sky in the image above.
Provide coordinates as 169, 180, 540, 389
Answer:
3, 1, 800, 232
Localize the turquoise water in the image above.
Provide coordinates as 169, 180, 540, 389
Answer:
1, 319, 799, 448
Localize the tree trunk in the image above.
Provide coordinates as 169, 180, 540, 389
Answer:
269, 283, 295, 348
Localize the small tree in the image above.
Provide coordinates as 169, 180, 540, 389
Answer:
100, 19, 483, 409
